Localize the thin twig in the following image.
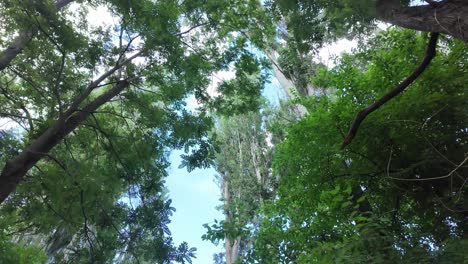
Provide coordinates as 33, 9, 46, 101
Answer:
175, 22, 210, 36
388, 156, 467, 181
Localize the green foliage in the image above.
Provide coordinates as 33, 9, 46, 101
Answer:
248, 29, 468, 263
265, 0, 376, 52
204, 104, 298, 262
210, 46, 271, 115
1, 0, 466, 262
0, 227, 47, 264
276, 41, 327, 96
0, 0, 276, 262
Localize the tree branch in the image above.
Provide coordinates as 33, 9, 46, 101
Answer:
62, 51, 142, 119
341, 33, 439, 148
376, 0, 467, 42
0, 79, 132, 204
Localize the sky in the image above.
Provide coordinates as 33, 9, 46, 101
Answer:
165, 150, 222, 263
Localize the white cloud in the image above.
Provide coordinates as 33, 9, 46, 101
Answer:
316, 39, 357, 67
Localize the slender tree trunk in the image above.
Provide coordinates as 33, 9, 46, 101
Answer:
249, 132, 263, 187
376, 0, 468, 42
0, 0, 74, 71
223, 175, 240, 264
225, 238, 240, 264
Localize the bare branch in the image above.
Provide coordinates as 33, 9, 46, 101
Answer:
7, 66, 50, 103
175, 22, 210, 36
376, 0, 468, 42
387, 156, 467, 182
54, 53, 67, 114
80, 190, 96, 259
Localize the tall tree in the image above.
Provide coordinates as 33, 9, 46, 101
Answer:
203, 103, 297, 264
265, 0, 467, 145
204, 112, 274, 264
0, 0, 274, 261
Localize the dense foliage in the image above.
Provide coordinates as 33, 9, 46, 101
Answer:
0, 0, 274, 262
247, 29, 467, 263
1, 0, 467, 263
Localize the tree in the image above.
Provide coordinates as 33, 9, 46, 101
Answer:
203, 102, 298, 264
0, 0, 273, 203
204, 112, 274, 264
376, 0, 468, 42
248, 28, 467, 263
267, 0, 468, 46
0, 0, 274, 261
0, 0, 73, 71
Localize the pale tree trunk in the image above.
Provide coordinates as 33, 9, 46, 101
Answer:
223, 176, 240, 264
225, 238, 240, 264
376, 0, 468, 42
264, 50, 295, 99
0, 0, 74, 71
249, 126, 263, 187
264, 50, 308, 117
250, 141, 263, 187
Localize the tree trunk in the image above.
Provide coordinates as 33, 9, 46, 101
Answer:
264, 50, 308, 117
376, 0, 468, 42
0, 80, 130, 203
0, 0, 74, 71
225, 238, 240, 264
223, 175, 240, 264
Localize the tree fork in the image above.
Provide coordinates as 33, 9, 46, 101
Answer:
341, 33, 439, 148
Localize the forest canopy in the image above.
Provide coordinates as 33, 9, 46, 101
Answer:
0, 0, 466, 263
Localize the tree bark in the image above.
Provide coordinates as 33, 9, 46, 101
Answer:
0, 80, 130, 203
0, 0, 74, 71
264, 49, 308, 117
223, 175, 240, 264
376, 0, 468, 42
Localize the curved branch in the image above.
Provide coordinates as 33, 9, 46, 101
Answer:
341, 33, 439, 148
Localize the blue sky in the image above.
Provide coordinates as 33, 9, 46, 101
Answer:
166, 150, 223, 263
